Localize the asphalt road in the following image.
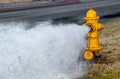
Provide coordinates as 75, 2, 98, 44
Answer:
0, 0, 119, 23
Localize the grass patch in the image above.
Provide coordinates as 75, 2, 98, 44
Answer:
88, 62, 120, 79
85, 18, 120, 79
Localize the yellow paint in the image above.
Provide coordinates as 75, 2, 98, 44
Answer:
83, 8, 104, 60
84, 50, 93, 60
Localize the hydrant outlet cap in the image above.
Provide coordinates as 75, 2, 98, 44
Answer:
84, 8, 99, 20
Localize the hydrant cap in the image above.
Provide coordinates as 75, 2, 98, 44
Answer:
84, 8, 100, 20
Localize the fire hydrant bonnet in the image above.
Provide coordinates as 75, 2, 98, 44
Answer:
84, 8, 100, 20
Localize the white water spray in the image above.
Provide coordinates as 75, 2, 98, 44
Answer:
0, 21, 90, 79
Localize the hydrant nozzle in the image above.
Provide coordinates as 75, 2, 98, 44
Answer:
83, 8, 104, 60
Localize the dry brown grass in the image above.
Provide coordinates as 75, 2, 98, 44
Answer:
88, 62, 120, 79
87, 18, 120, 79
99, 19, 120, 63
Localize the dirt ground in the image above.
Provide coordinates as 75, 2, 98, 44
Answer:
87, 18, 120, 79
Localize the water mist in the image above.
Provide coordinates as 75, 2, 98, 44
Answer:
0, 21, 90, 79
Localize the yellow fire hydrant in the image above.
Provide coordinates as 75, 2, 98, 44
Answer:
83, 8, 104, 60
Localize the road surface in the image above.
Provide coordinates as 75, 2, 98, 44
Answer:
0, 0, 119, 23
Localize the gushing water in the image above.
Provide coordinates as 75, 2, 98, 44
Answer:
0, 21, 90, 79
